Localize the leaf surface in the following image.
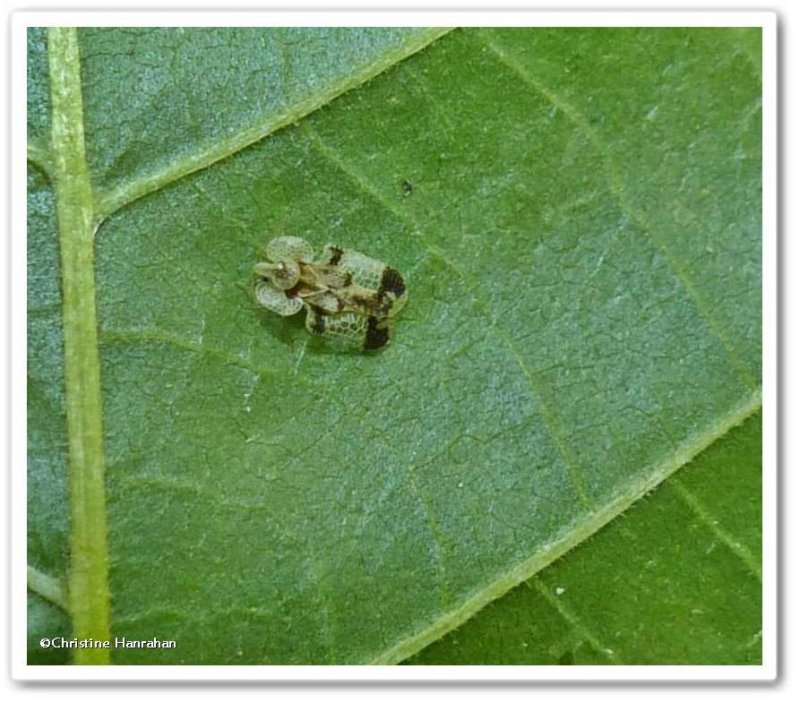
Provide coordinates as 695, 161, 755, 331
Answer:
27, 26, 761, 664
408, 412, 762, 664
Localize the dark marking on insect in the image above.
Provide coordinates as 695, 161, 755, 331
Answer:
309, 309, 327, 334
364, 316, 390, 350
378, 266, 406, 300
327, 246, 344, 266
351, 294, 377, 308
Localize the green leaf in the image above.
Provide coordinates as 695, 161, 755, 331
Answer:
407, 411, 762, 665
28, 26, 761, 665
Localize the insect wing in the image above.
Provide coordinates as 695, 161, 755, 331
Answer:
320, 245, 384, 290
321, 245, 407, 317
254, 279, 303, 317
266, 236, 314, 264
304, 308, 393, 351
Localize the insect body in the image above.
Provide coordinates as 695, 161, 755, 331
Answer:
253, 236, 407, 351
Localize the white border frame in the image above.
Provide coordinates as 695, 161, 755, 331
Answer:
10, 10, 777, 682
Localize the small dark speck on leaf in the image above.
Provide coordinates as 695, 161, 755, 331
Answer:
402, 179, 413, 197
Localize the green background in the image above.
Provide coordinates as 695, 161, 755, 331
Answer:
28, 26, 762, 665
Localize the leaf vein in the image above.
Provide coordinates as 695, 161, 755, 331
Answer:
531, 576, 619, 663
101, 327, 328, 400
48, 26, 112, 664
371, 389, 760, 663
405, 467, 452, 612
92, 28, 454, 224
28, 565, 69, 612
670, 478, 762, 581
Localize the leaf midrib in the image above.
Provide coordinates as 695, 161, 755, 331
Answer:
47, 26, 111, 665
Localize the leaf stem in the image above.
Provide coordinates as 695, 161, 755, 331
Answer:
47, 26, 111, 664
